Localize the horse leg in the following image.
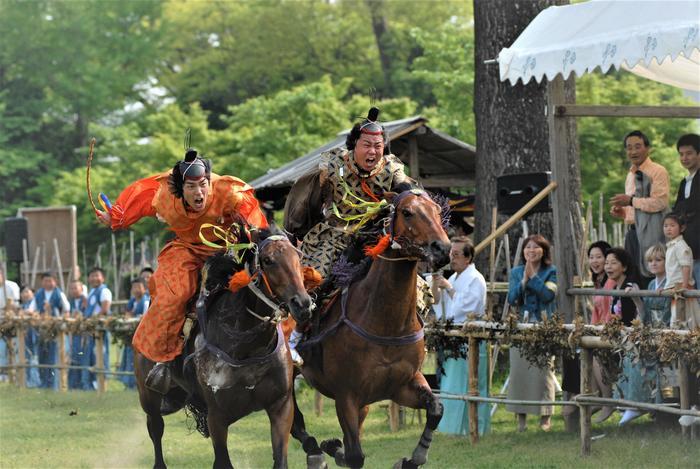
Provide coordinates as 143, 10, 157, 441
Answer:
136, 356, 167, 469
208, 412, 233, 469
146, 412, 167, 469
322, 396, 364, 468
290, 388, 326, 469
391, 373, 443, 469
266, 394, 294, 469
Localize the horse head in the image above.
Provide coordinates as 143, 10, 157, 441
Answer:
385, 185, 451, 269
250, 227, 314, 325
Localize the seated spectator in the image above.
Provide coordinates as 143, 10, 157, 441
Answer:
20, 286, 41, 388
67, 280, 87, 389
28, 272, 69, 389
431, 237, 490, 436
119, 278, 150, 389
505, 234, 557, 432
596, 247, 644, 424
663, 213, 700, 328
673, 134, 700, 286
563, 241, 612, 420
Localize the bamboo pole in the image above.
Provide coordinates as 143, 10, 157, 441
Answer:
580, 348, 593, 457
314, 390, 323, 417
468, 337, 479, 444
474, 182, 558, 256
53, 239, 65, 292
30, 246, 40, 288
129, 231, 135, 275
57, 331, 67, 392
95, 333, 105, 393
568, 287, 700, 298
16, 324, 26, 389
389, 402, 400, 432
111, 233, 119, 301
22, 239, 30, 287
679, 359, 690, 439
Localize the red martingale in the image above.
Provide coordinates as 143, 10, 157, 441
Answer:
363, 234, 391, 259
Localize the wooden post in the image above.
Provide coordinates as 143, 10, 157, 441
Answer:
95, 333, 105, 394
6, 337, 16, 385
389, 402, 401, 432
580, 348, 593, 456
314, 390, 323, 417
57, 331, 68, 392
16, 324, 26, 389
547, 75, 577, 323
22, 239, 30, 287
408, 134, 420, 179
679, 358, 690, 439
468, 337, 479, 444
31, 246, 40, 288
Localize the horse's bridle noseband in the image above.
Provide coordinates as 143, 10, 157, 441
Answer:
245, 235, 313, 324
381, 189, 440, 261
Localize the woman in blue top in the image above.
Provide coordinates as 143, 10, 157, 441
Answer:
119, 278, 150, 389
505, 234, 558, 432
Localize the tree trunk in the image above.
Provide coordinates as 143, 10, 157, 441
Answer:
473, 0, 580, 273
365, 0, 394, 95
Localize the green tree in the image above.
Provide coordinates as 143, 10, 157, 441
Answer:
410, 18, 476, 145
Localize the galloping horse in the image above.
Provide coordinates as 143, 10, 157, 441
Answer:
134, 227, 313, 469
292, 188, 451, 469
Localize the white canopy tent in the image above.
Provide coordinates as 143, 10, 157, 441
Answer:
498, 0, 700, 91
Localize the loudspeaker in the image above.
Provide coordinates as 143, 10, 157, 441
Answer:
3, 217, 28, 263
496, 172, 552, 216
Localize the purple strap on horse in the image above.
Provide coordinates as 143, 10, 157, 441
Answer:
297, 287, 424, 350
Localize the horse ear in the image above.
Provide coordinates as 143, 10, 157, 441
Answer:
249, 228, 261, 244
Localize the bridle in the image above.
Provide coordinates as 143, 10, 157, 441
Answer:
379, 189, 441, 262
243, 235, 312, 324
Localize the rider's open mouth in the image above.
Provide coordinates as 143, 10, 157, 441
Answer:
365, 156, 376, 166
193, 197, 204, 208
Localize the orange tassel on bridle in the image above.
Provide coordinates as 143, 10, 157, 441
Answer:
228, 270, 252, 292
363, 234, 391, 259
302, 266, 323, 291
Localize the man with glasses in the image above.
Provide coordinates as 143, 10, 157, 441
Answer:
610, 130, 669, 279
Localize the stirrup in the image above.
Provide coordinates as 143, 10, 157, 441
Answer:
145, 362, 172, 395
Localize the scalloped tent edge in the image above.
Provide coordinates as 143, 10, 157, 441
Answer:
498, 0, 700, 91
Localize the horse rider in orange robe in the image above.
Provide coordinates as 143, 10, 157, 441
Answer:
96, 148, 268, 393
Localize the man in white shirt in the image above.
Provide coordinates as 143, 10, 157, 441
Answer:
0, 268, 20, 313
430, 236, 491, 436
431, 237, 487, 323
0, 267, 20, 382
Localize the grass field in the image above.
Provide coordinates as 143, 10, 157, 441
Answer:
1, 379, 698, 469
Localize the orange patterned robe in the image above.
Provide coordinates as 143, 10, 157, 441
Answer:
108, 172, 267, 362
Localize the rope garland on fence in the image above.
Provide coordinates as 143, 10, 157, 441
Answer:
0, 314, 140, 346
2, 312, 699, 374
425, 315, 700, 377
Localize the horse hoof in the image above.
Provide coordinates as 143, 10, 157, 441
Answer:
306, 453, 328, 469
320, 438, 343, 457
393, 458, 419, 469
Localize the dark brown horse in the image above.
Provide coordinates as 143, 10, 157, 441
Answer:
292, 188, 451, 469
135, 228, 313, 469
